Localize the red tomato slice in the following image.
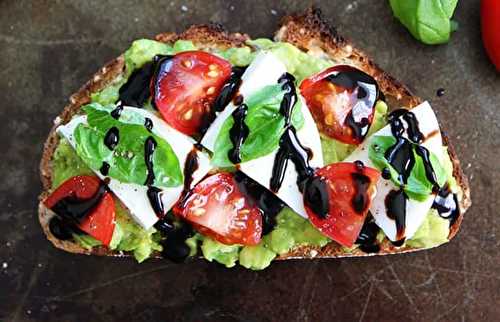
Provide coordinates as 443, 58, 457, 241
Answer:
481, 0, 500, 71
151, 51, 232, 136
174, 172, 263, 246
44, 175, 116, 246
304, 162, 380, 247
300, 65, 378, 145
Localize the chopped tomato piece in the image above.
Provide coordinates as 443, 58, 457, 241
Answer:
151, 51, 232, 136
174, 172, 262, 246
44, 175, 116, 246
304, 162, 380, 247
300, 65, 379, 145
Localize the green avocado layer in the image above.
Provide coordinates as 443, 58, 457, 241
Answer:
50, 38, 455, 267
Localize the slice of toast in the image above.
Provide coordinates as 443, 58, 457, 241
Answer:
38, 8, 471, 261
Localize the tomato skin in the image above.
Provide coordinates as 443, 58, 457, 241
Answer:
44, 175, 116, 246
151, 51, 232, 136
481, 0, 500, 71
300, 65, 378, 145
305, 162, 380, 248
175, 172, 263, 246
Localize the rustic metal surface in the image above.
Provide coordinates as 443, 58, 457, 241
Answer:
0, 1, 498, 321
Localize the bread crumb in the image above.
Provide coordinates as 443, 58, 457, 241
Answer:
181, 5, 188, 12
270, 9, 277, 16
310, 250, 318, 258
2, 262, 7, 269
53, 116, 62, 125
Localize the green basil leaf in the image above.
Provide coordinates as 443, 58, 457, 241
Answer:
406, 149, 434, 201
430, 152, 447, 188
369, 135, 448, 201
74, 104, 183, 187
389, 0, 458, 45
212, 84, 304, 167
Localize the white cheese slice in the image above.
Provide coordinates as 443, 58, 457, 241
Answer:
57, 106, 211, 229
201, 51, 287, 150
345, 101, 443, 241
238, 96, 324, 218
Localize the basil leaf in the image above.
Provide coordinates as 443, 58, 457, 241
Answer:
368, 135, 448, 201
406, 149, 434, 201
368, 136, 401, 186
212, 85, 304, 167
389, 0, 458, 45
74, 104, 183, 187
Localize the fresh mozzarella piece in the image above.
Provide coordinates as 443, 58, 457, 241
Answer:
239, 96, 324, 218
345, 101, 443, 241
57, 106, 211, 229
201, 52, 287, 150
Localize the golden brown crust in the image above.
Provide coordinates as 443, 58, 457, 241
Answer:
39, 12, 471, 262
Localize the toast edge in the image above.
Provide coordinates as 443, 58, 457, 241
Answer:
38, 12, 471, 262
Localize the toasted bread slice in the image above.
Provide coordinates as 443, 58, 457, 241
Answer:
38, 9, 471, 261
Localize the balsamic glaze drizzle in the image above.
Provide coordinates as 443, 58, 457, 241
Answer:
147, 186, 165, 218
118, 61, 156, 108
228, 104, 249, 164
303, 176, 329, 219
104, 127, 119, 151
144, 117, 153, 132
383, 108, 445, 242
213, 66, 247, 113
100, 162, 110, 176
355, 215, 381, 253
432, 184, 460, 225
150, 55, 174, 111
110, 104, 123, 120
144, 136, 157, 186
234, 171, 286, 235
51, 184, 108, 224
325, 66, 379, 142
269, 73, 314, 193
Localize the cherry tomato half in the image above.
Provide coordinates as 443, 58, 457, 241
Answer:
300, 65, 379, 145
304, 162, 380, 247
44, 175, 115, 246
151, 51, 232, 136
174, 172, 263, 246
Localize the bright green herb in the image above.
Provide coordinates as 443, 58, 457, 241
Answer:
211, 84, 304, 167
74, 103, 183, 188
389, 0, 459, 45
368, 135, 448, 201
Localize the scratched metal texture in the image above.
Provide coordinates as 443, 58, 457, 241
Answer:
0, 1, 498, 321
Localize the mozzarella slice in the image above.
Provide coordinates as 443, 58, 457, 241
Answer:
345, 101, 443, 241
239, 96, 324, 218
57, 106, 211, 229
201, 51, 287, 150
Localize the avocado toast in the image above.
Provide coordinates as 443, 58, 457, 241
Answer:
38, 8, 471, 269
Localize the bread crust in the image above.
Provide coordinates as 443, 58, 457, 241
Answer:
38, 10, 471, 261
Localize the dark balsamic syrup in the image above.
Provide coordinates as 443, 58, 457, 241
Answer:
325, 66, 379, 142
100, 162, 110, 176
144, 136, 157, 186
118, 61, 155, 108
382, 108, 441, 240
104, 126, 119, 150
432, 184, 460, 226
303, 176, 329, 219
234, 171, 286, 235
110, 104, 123, 120
228, 104, 249, 164
144, 117, 153, 132
213, 66, 247, 113
160, 224, 194, 263
147, 186, 165, 218
49, 217, 75, 241
355, 216, 381, 253
269, 73, 314, 193
51, 184, 108, 224
150, 55, 175, 111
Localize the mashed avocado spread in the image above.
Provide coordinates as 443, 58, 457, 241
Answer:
51, 38, 454, 267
